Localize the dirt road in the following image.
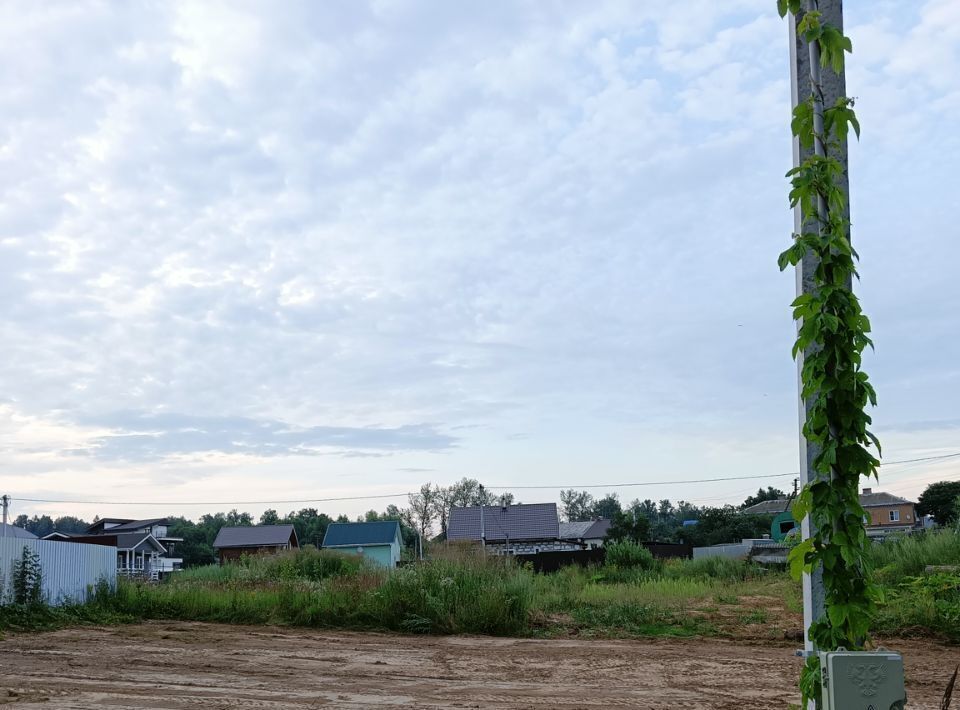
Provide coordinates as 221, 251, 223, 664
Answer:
0, 622, 955, 709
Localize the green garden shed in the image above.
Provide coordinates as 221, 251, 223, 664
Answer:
321, 521, 403, 568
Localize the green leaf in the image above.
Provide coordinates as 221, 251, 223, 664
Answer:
788, 538, 814, 581
792, 101, 815, 148
792, 487, 813, 521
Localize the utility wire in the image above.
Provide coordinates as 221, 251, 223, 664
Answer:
8, 451, 960, 507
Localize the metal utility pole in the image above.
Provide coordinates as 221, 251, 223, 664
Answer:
788, 0, 850, 660
478, 486, 486, 554
1, 494, 9, 539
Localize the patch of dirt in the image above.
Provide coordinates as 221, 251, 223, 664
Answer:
0, 622, 956, 708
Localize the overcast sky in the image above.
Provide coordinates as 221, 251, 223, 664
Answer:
1, 0, 957, 524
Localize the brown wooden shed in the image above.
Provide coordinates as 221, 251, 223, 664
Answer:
212, 524, 299, 564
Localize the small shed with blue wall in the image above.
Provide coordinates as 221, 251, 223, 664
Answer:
321, 521, 403, 568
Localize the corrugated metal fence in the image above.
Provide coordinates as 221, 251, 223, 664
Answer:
0, 537, 116, 605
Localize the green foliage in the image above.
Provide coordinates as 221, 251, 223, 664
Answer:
560, 489, 594, 521
874, 571, 960, 642
101, 552, 533, 636
664, 556, 757, 583
916, 481, 960, 527
9, 532, 960, 645
775, 3, 876, 704
867, 529, 960, 582
605, 540, 657, 570
678, 506, 773, 547
10, 546, 44, 606
606, 511, 651, 544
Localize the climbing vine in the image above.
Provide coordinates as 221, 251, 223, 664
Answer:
776, 1, 880, 705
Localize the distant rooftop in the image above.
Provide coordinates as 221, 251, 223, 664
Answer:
322, 521, 401, 547
213, 525, 298, 549
559, 519, 611, 540
0, 523, 38, 540
448, 503, 560, 542
743, 488, 914, 516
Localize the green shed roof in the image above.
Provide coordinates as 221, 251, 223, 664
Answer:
322, 521, 400, 547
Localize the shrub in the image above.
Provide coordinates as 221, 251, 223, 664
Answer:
605, 541, 657, 571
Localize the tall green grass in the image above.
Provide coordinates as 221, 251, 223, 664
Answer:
6, 531, 958, 640
100, 550, 532, 636
868, 529, 960, 581
868, 530, 960, 641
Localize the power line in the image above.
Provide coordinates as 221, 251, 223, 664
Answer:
11, 492, 411, 506
8, 450, 959, 508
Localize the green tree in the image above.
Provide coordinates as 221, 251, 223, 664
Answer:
408, 483, 438, 538
606, 510, 650, 543
259, 509, 281, 525
559, 489, 594, 521
590, 494, 622, 520
742, 487, 787, 509
11, 545, 44, 606
678, 506, 773, 547
18, 515, 55, 538
916, 481, 960, 526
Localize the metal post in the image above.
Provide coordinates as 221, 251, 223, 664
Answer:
788, 0, 850, 665
478, 489, 486, 554
1, 494, 8, 538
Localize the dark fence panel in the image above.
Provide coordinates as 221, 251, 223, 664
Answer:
644, 542, 693, 560
515, 548, 605, 572
515, 542, 693, 572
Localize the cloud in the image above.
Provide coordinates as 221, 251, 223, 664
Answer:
0, 1, 956, 516
67, 411, 456, 461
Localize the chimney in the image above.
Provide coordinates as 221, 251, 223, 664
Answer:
862, 488, 872, 495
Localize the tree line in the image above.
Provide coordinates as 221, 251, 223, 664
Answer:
11, 479, 959, 568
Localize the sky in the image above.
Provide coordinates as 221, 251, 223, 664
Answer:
1, 0, 958, 525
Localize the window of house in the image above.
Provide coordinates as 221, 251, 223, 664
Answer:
889, 510, 900, 522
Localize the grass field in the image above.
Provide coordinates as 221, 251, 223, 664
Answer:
2, 530, 958, 644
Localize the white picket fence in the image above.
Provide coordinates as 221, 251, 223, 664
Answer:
0, 537, 116, 605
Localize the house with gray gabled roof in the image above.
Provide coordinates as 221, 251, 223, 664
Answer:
447, 503, 579, 555
43, 531, 168, 580
322, 521, 403, 568
0, 523, 38, 540
559, 519, 612, 549
213, 524, 299, 564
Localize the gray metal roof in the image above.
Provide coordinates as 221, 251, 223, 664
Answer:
115, 533, 166, 553
213, 525, 298, 549
559, 521, 594, 539
447, 503, 559, 542
109, 518, 168, 532
584, 519, 612, 539
741, 500, 793, 515
0, 523, 38, 540
860, 491, 913, 508
559, 519, 612, 540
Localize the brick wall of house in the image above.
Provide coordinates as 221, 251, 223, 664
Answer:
487, 540, 581, 555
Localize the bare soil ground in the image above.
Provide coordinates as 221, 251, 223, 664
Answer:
0, 622, 956, 709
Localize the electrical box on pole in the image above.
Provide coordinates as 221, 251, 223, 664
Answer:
818, 649, 906, 709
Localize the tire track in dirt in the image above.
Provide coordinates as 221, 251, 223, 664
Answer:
0, 622, 956, 709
